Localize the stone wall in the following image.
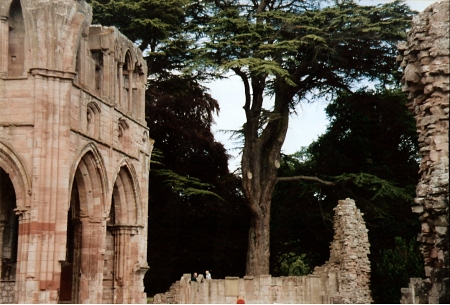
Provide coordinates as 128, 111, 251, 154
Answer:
0, 281, 15, 304
397, 1, 449, 303
152, 198, 371, 304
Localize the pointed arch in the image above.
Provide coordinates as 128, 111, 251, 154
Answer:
122, 50, 133, 111
61, 143, 109, 303
6, 0, 25, 76
87, 101, 101, 138
0, 140, 31, 210
68, 142, 108, 216
0, 140, 30, 297
110, 159, 142, 225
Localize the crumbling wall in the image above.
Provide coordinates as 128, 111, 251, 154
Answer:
397, 1, 449, 303
312, 198, 372, 303
152, 198, 371, 304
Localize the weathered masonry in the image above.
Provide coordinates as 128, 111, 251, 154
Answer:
0, 0, 152, 303
397, 1, 449, 303
152, 198, 372, 304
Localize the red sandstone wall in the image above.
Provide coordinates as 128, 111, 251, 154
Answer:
0, 1, 152, 303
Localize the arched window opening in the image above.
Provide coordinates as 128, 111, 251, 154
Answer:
87, 101, 101, 139
123, 52, 132, 112
91, 50, 103, 95
8, 0, 25, 77
0, 167, 19, 281
132, 64, 143, 117
59, 178, 82, 304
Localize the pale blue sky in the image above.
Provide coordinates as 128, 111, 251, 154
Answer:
208, 0, 438, 171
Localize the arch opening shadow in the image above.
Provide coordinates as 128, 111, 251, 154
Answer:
8, 0, 25, 76
0, 167, 18, 281
60, 151, 106, 304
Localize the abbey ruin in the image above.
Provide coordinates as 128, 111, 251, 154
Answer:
152, 198, 372, 304
0, 0, 449, 304
0, 0, 152, 303
397, 1, 449, 303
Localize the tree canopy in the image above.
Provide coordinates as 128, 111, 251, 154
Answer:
197, 0, 415, 275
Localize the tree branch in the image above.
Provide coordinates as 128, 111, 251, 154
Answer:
276, 175, 336, 186
232, 68, 251, 112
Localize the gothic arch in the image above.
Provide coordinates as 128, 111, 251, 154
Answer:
0, 1, 12, 16
87, 101, 101, 138
110, 159, 142, 225
0, 140, 30, 297
123, 49, 132, 68
0, 140, 31, 210
1, 0, 25, 77
61, 143, 109, 303
68, 142, 108, 217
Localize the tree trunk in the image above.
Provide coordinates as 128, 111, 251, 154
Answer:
245, 197, 272, 275
240, 77, 291, 275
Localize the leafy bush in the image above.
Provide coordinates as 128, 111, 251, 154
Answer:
372, 237, 424, 303
278, 252, 311, 276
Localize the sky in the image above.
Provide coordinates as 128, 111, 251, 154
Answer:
207, 0, 437, 171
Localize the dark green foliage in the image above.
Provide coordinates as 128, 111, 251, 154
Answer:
201, 0, 415, 102
271, 153, 335, 270
277, 252, 312, 276
308, 88, 419, 186
372, 237, 424, 303
270, 88, 421, 302
145, 75, 250, 295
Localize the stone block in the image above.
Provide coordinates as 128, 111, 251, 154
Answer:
224, 277, 239, 297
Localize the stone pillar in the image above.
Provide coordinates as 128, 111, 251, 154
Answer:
128, 67, 133, 114
110, 225, 138, 303
397, 2, 449, 303
118, 63, 124, 107
14, 208, 30, 303
0, 16, 7, 76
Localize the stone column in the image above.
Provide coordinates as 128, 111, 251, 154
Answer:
111, 225, 137, 303
397, 2, 449, 303
0, 16, 7, 76
118, 63, 124, 106
128, 67, 133, 114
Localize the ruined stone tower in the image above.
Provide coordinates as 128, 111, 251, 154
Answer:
397, 1, 449, 303
0, 0, 152, 303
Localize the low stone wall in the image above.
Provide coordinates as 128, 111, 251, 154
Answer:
397, 1, 449, 303
152, 198, 371, 304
